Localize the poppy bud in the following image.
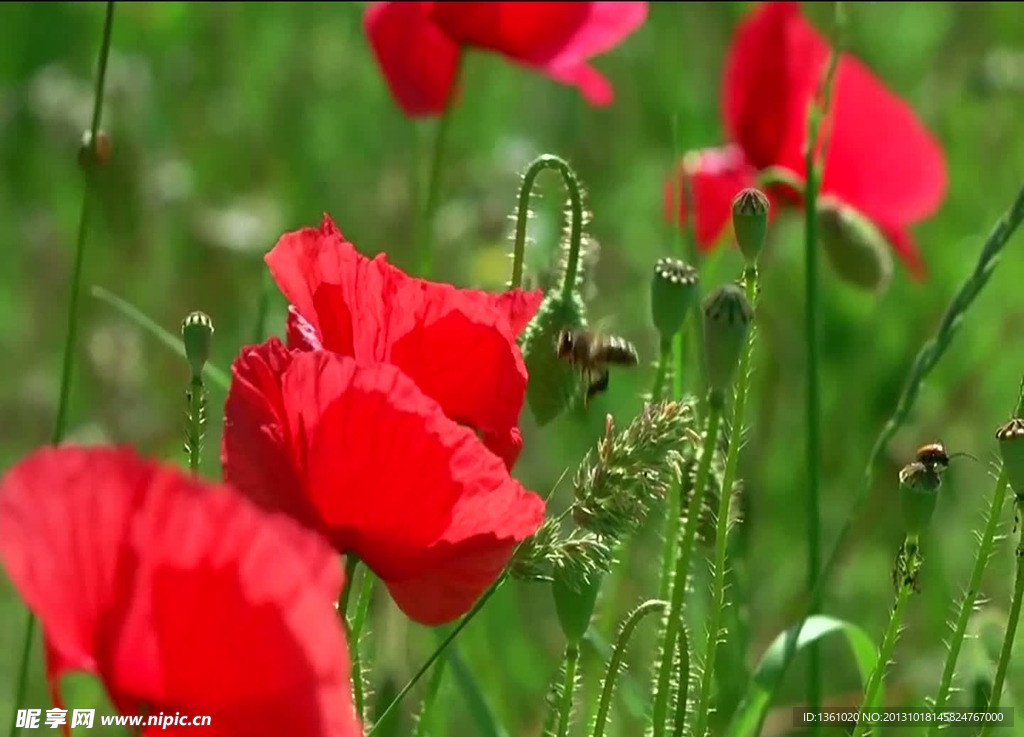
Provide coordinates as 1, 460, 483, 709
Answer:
996, 418, 1024, 494
78, 129, 112, 169
181, 311, 214, 379
731, 188, 770, 264
898, 461, 943, 537
702, 283, 753, 397
650, 257, 699, 344
552, 567, 602, 644
520, 291, 587, 426
818, 198, 894, 293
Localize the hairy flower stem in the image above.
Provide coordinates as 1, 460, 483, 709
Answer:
184, 375, 206, 474
751, 184, 1024, 735
416, 58, 461, 279
693, 268, 758, 737
928, 475, 1012, 729
553, 644, 581, 737
652, 392, 724, 737
9, 4, 115, 735
982, 501, 1024, 736
651, 337, 673, 404
591, 600, 667, 737
853, 537, 919, 737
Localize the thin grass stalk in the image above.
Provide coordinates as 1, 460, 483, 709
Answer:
8, 5, 116, 735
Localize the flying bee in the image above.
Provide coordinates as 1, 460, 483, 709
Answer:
914, 441, 978, 474
556, 329, 639, 407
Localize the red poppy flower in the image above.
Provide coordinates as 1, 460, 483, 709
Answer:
0, 446, 360, 737
222, 340, 545, 626
665, 1, 947, 277
365, 1, 649, 117
265, 214, 542, 470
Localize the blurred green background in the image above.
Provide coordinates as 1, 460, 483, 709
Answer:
2, 2, 1023, 735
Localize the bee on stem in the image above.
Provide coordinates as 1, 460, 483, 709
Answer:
556, 329, 639, 407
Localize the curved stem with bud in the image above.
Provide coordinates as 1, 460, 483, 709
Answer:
508, 154, 584, 294
8, 4, 116, 733
591, 600, 667, 737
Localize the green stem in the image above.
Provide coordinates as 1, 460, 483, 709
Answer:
413, 657, 448, 737
651, 337, 673, 405
368, 572, 507, 735
803, 121, 824, 728
339, 556, 359, 619
692, 269, 758, 737
9, 5, 115, 735
652, 394, 724, 737
853, 568, 913, 737
926, 473, 1012, 733
591, 600, 667, 737
670, 619, 691, 737
981, 502, 1024, 737
508, 154, 584, 298
555, 644, 581, 737
185, 375, 205, 474
657, 334, 686, 601
350, 568, 375, 722
416, 58, 461, 279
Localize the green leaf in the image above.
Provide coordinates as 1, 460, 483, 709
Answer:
90, 285, 231, 391
435, 634, 508, 737
725, 615, 878, 737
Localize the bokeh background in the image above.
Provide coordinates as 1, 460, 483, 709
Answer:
1, 2, 1023, 735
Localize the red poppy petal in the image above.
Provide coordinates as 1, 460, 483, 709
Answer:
430, 2, 587, 61
818, 56, 947, 226
287, 306, 324, 352
279, 351, 545, 625
723, 1, 806, 170
430, 2, 645, 106
364, 2, 462, 117
462, 288, 544, 338
664, 145, 760, 251
725, 2, 946, 227
0, 446, 360, 737
222, 338, 321, 531
265, 215, 388, 358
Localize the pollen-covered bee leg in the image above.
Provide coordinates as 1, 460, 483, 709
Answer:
586, 369, 610, 407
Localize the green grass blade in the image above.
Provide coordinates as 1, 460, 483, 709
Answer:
90, 285, 231, 391
726, 615, 878, 737
436, 635, 508, 737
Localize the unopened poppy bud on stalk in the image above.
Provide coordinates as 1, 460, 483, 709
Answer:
731, 188, 770, 264
78, 129, 112, 169
898, 460, 943, 537
818, 197, 894, 293
181, 311, 214, 379
552, 565, 602, 644
702, 283, 754, 399
996, 418, 1024, 494
650, 257, 699, 343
